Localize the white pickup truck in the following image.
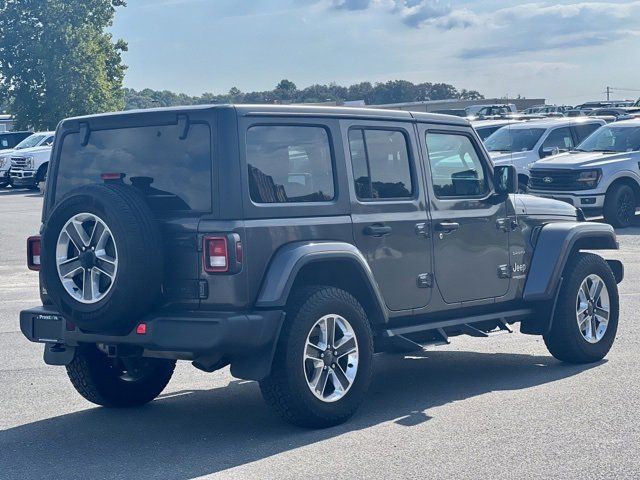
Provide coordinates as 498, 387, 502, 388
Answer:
529, 119, 640, 227
485, 118, 605, 190
3, 131, 55, 189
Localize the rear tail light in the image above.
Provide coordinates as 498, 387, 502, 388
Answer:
202, 234, 242, 274
203, 236, 229, 273
27, 236, 41, 271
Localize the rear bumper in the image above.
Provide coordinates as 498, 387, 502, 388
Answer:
20, 306, 284, 358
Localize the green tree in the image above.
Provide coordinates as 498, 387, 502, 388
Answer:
0, 0, 128, 130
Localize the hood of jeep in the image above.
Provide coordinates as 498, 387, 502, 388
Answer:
533, 151, 637, 169
514, 194, 578, 218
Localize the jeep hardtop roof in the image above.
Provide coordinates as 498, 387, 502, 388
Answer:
60, 104, 470, 127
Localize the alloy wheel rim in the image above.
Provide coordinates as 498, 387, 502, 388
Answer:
617, 192, 634, 224
56, 213, 118, 304
576, 274, 610, 344
303, 314, 359, 403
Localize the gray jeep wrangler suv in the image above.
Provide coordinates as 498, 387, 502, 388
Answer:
20, 105, 623, 428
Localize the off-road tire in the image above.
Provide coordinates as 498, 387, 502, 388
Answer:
66, 345, 176, 407
603, 183, 636, 228
544, 253, 619, 363
260, 286, 374, 428
41, 183, 163, 334
28, 163, 48, 191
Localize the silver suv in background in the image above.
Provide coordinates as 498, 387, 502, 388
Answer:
529, 119, 640, 227
485, 118, 605, 189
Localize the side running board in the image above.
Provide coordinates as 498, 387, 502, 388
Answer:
382, 309, 531, 352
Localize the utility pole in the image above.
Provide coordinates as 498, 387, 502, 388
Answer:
606, 86, 611, 101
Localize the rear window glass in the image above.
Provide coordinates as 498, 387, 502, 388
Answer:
55, 123, 212, 212
246, 125, 335, 203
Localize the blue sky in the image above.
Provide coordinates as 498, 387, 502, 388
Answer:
112, 1, 640, 104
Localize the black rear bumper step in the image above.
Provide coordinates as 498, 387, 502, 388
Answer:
20, 306, 284, 355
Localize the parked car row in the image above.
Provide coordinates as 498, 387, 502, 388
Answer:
474, 116, 640, 227
0, 131, 54, 189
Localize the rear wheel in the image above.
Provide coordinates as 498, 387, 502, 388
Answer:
544, 253, 618, 363
603, 183, 636, 228
66, 345, 175, 407
260, 286, 374, 428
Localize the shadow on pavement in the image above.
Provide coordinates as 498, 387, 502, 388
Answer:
0, 188, 42, 198
0, 350, 601, 479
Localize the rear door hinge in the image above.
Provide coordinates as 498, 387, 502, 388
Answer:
415, 222, 430, 238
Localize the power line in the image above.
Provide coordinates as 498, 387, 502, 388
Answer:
611, 87, 640, 92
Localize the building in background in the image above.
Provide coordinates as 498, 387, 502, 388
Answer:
0, 115, 15, 132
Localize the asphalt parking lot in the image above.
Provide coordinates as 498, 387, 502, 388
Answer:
1, 189, 639, 480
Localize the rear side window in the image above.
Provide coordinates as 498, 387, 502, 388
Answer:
348, 128, 413, 200
246, 125, 335, 203
55, 123, 212, 212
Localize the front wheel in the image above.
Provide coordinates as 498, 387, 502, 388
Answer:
603, 183, 636, 228
66, 345, 176, 407
260, 286, 374, 428
544, 253, 619, 364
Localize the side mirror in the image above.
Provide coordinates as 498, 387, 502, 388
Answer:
494, 165, 518, 195
540, 146, 560, 158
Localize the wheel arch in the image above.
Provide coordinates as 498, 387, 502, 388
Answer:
523, 221, 618, 302
36, 161, 49, 180
605, 175, 640, 203
255, 241, 388, 325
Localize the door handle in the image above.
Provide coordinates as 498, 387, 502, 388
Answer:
363, 224, 392, 237
435, 221, 460, 234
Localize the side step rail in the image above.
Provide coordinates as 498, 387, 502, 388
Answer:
382, 308, 531, 351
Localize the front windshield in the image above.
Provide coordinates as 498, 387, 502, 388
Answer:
577, 125, 640, 153
484, 127, 545, 152
15, 133, 47, 150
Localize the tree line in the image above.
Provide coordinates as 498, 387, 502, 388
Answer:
124, 79, 483, 110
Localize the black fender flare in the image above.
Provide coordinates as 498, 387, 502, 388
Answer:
255, 241, 388, 323
523, 221, 618, 302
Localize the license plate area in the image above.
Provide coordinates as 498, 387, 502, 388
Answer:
33, 314, 64, 343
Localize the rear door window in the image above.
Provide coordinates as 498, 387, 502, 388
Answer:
55, 123, 212, 212
348, 128, 413, 200
246, 125, 335, 203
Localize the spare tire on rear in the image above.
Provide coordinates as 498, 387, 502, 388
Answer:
41, 183, 164, 334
